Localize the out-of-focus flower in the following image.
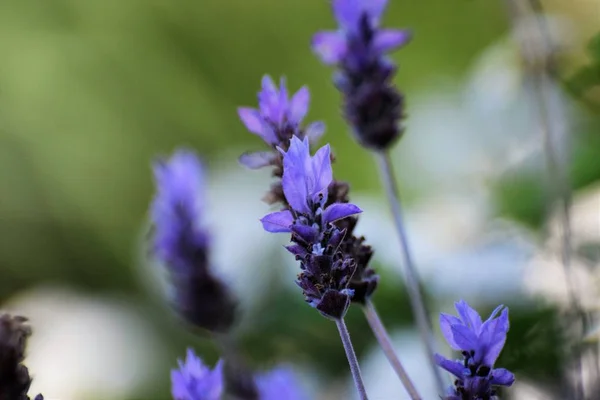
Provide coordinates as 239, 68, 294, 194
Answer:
312, 0, 410, 150
171, 349, 223, 400
151, 150, 236, 333
171, 349, 307, 400
261, 137, 366, 319
436, 300, 514, 399
0, 313, 43, 400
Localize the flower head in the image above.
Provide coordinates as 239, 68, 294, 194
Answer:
238, 76, 325, 170
0, 314, 43, 400
261, 136, 361, 233
261, 137, 367, 319
172, 349, 223, 400
436, 300, 514, 399
151, 150, 236, 333
312, 0, 410, 150
171, 350, 307, 400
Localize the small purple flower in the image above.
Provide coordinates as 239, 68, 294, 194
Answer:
312, 0, 410, 150
151, 150, 236, 333
171, 349, 223, 400
256, 366, 309, 400
261, 136, 363, 319
436, 300, 514, 399
238, 75, 325, 170
172, 350, 308, 400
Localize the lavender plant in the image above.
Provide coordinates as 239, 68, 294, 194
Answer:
312, 0, 443, 392
146, 1, 520, 399
436, 301, 515, 399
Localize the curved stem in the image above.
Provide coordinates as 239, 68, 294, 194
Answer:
374, 150, 445, 394
503, 1, 588, 397
363, 300, 422, 400
336, 318, 369, 400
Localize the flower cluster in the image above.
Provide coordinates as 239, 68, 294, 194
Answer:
151, 150, 236, 333
171, 349, 306, 400
261, 136, 363, 319
312, 0, 411, 150
239, 77, 378, 305
436, 300, 515, 399
0, 314, 44, 400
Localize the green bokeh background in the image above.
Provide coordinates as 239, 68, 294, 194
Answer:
0, 1, 598, 399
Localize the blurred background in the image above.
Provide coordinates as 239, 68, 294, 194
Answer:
0, 0, 599, 399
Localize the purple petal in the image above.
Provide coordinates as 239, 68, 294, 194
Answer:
310, 144, 333, 203
312, 32, 347, 65
373, 29, 412, 53
261, 210, 294, 233
434, 354, 466, 379
490, 368, 515, 386
480, 308, 509, 366
281, 137, 311, 214
259, 119, 279, 145
259, 75, 281, 123
439, 313, 462, 350
238, 151, 276, 169
256, 366, 308, 400
238, 107, 264, 135
332, 0, 362, 30
450, 324, 479, 351
304, 121, 326, 143
455, 300, 483, 334
364, 0, 389, 24
291, 224, 319, 244
285, 244, 308, 258
322, 203, 362, 225
289, 86, 310, 124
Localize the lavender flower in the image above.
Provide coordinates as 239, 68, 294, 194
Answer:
151, 150, 236, 333
261, 136, 362, 320
0, 314, 43, 400
171, 349, 307, 400
436, 300, 515, 399
238, 75, 325, 170
312, 0, 411, 150
172, 349, 224, 400
239, 78, 378, 304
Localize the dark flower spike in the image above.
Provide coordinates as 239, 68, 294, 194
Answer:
312, 0, 411, 150
151, 150, 236, 333
0, 314, 43, 400
436, 300, 515, 399
171, 349, 308, 400
261, 136, 362, 320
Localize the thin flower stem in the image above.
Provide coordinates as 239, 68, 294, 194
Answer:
503, 1, 589, 397
336, 318, 369, 400
375, 150, 445, 394
363, 300, 422, 400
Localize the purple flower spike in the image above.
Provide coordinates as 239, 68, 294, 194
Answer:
436, 300, 514, 399
261, 136, 364, 319
312, 0, 411, 150
151, 150, 236, 333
